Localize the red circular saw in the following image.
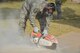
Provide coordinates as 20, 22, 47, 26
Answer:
30, 31, 58, 49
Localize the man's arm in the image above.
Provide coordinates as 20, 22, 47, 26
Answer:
19, 1, 28, 30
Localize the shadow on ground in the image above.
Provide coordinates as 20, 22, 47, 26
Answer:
46, 43, 57, 50
52, 7, 80, 28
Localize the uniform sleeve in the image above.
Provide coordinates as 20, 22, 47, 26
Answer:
29, 3, 40, 27
19, 1, 28, 29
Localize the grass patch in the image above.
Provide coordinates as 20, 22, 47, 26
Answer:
0, 1, 23, 9
26, 3, 80, 36
0, 2, 80, 36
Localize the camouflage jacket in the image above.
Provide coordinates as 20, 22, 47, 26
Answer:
19, 0, 49, 27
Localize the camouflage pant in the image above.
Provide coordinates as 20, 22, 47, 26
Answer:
55, 0, 62, 18
56, 4, 62, 18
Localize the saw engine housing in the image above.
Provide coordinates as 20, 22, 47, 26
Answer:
30, 32, 58, 47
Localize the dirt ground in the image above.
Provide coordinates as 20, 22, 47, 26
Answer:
0, 9, 80, 53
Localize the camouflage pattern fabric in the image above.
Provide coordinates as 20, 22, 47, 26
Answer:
55, 0, 62, 19
19, 0, 49, 30
19, 0, 61, 34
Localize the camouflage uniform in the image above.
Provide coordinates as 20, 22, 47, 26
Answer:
55, 0, 62, 19
19, 0, 48, 30
19, 0, 55, 36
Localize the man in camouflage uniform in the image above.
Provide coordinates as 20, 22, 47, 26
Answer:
19, 0, 55, 36
55, 0, 62, 19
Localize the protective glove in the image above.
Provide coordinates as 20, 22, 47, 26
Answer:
42, 29, 48, 37
33, 27, 39, 33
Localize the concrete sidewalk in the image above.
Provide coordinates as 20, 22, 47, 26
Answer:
0, 9, 80, 53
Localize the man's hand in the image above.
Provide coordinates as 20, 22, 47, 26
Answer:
33, 27, 39, 33
42, 29, 48, 37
